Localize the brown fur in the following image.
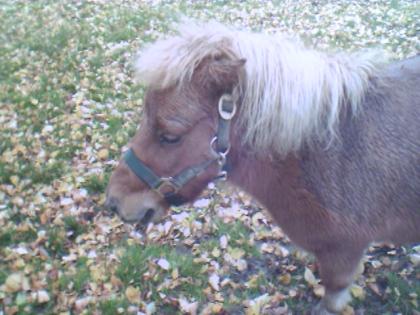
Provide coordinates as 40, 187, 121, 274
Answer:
106, 55, 420, 313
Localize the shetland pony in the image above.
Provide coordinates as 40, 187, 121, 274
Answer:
106, 22, 420, 314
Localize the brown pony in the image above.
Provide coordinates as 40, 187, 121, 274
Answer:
106, 22, 420, 314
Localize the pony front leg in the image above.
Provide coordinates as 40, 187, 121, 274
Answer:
312, 244, 366, 314
312, 288, 351, 315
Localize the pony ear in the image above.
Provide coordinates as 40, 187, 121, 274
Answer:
206, 57, 246, 92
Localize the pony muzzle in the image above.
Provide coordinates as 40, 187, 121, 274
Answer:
105, 190, 166, 224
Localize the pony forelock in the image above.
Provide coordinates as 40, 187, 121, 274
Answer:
134, 21, 387, 155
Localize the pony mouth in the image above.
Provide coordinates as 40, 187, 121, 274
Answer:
118, 208, 157, 225
140, 208, 155, 225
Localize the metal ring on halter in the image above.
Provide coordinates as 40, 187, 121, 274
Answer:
210, 136, 231, 156
218, 94, 237, 120
217, 151, 228, 166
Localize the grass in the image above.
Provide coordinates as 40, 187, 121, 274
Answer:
63, 216, 87, 239
83, 174, 110, 194
0, 227, 38, 247
116, 243, 206, 303
59, 257, 91, 293
385, 272, 420, 314
45, 226, 68, 256
213, 218, 260, 257
0, 161, 63, 186
99, 298, 130, 315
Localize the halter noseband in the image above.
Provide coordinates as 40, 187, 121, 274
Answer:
123, 94, 237, 206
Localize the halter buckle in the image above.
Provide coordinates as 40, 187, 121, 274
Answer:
155, 178, 180, 197
218, 94, 237, 120
215, 170, 228, 181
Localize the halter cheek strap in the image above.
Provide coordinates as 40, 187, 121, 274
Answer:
123, 93, 236, 206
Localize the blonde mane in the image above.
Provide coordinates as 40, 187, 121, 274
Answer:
135, 21, 386, 155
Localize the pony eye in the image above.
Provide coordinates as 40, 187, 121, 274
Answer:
159, 134, 181, 145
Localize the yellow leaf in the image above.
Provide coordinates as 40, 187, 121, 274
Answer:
304, 267, 318, 286
245, 294, 270, 315
229, 247, 245, 260
97, 148, 109, 160
313, 284, 325, 298
172, 268, 179, 280
4, 273, 26, 293
245, 275, 260, 289
90, 266, 105, 282
261, 243, 274, 254
278, 273, 291, 285
125, 286, 141, 304
350, 284, 365, 299
211, 304, 223, 313
10, 175, 19, 186
212, 248, 221, 258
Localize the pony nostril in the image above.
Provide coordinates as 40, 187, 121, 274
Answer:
140, 208, 155, 225
105, 197, 119, 213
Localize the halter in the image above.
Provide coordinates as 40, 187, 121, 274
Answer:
123, 94, 237, 206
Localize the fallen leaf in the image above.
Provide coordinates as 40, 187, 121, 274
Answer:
229, 247, 245, 260
367, 283, 382, 296
313, 284, 325, 297
219, 235, 228, 249
125, 286, 141, 304
145, 302, 156, 315
350, 284, 365, 299
157, 258, 170, 270
36, 290, 50, 303
4, 273, 26, 293
75, 296, 92, 310
245, 293, 270, 315
409, 253, 420, 266
279, 273, 291, 285
179, 297, 198, 315
342, 305, 355, 315
209, 273, 220, 291
212, 248, 221, 258
172, 268, 179, 280
261, 243, 275, 254
97, 148, 109, 160
193, 198, 210, 208
304, 267, 318, 286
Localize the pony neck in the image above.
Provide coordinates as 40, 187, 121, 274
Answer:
227, 144, 302, 213
226, 139, 333, 250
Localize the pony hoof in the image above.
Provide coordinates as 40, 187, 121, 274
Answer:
311, 302, 338, 315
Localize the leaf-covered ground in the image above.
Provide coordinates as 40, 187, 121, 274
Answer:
0, 1, 419, 314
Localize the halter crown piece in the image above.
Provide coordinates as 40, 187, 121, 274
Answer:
124, 93, 237, 206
